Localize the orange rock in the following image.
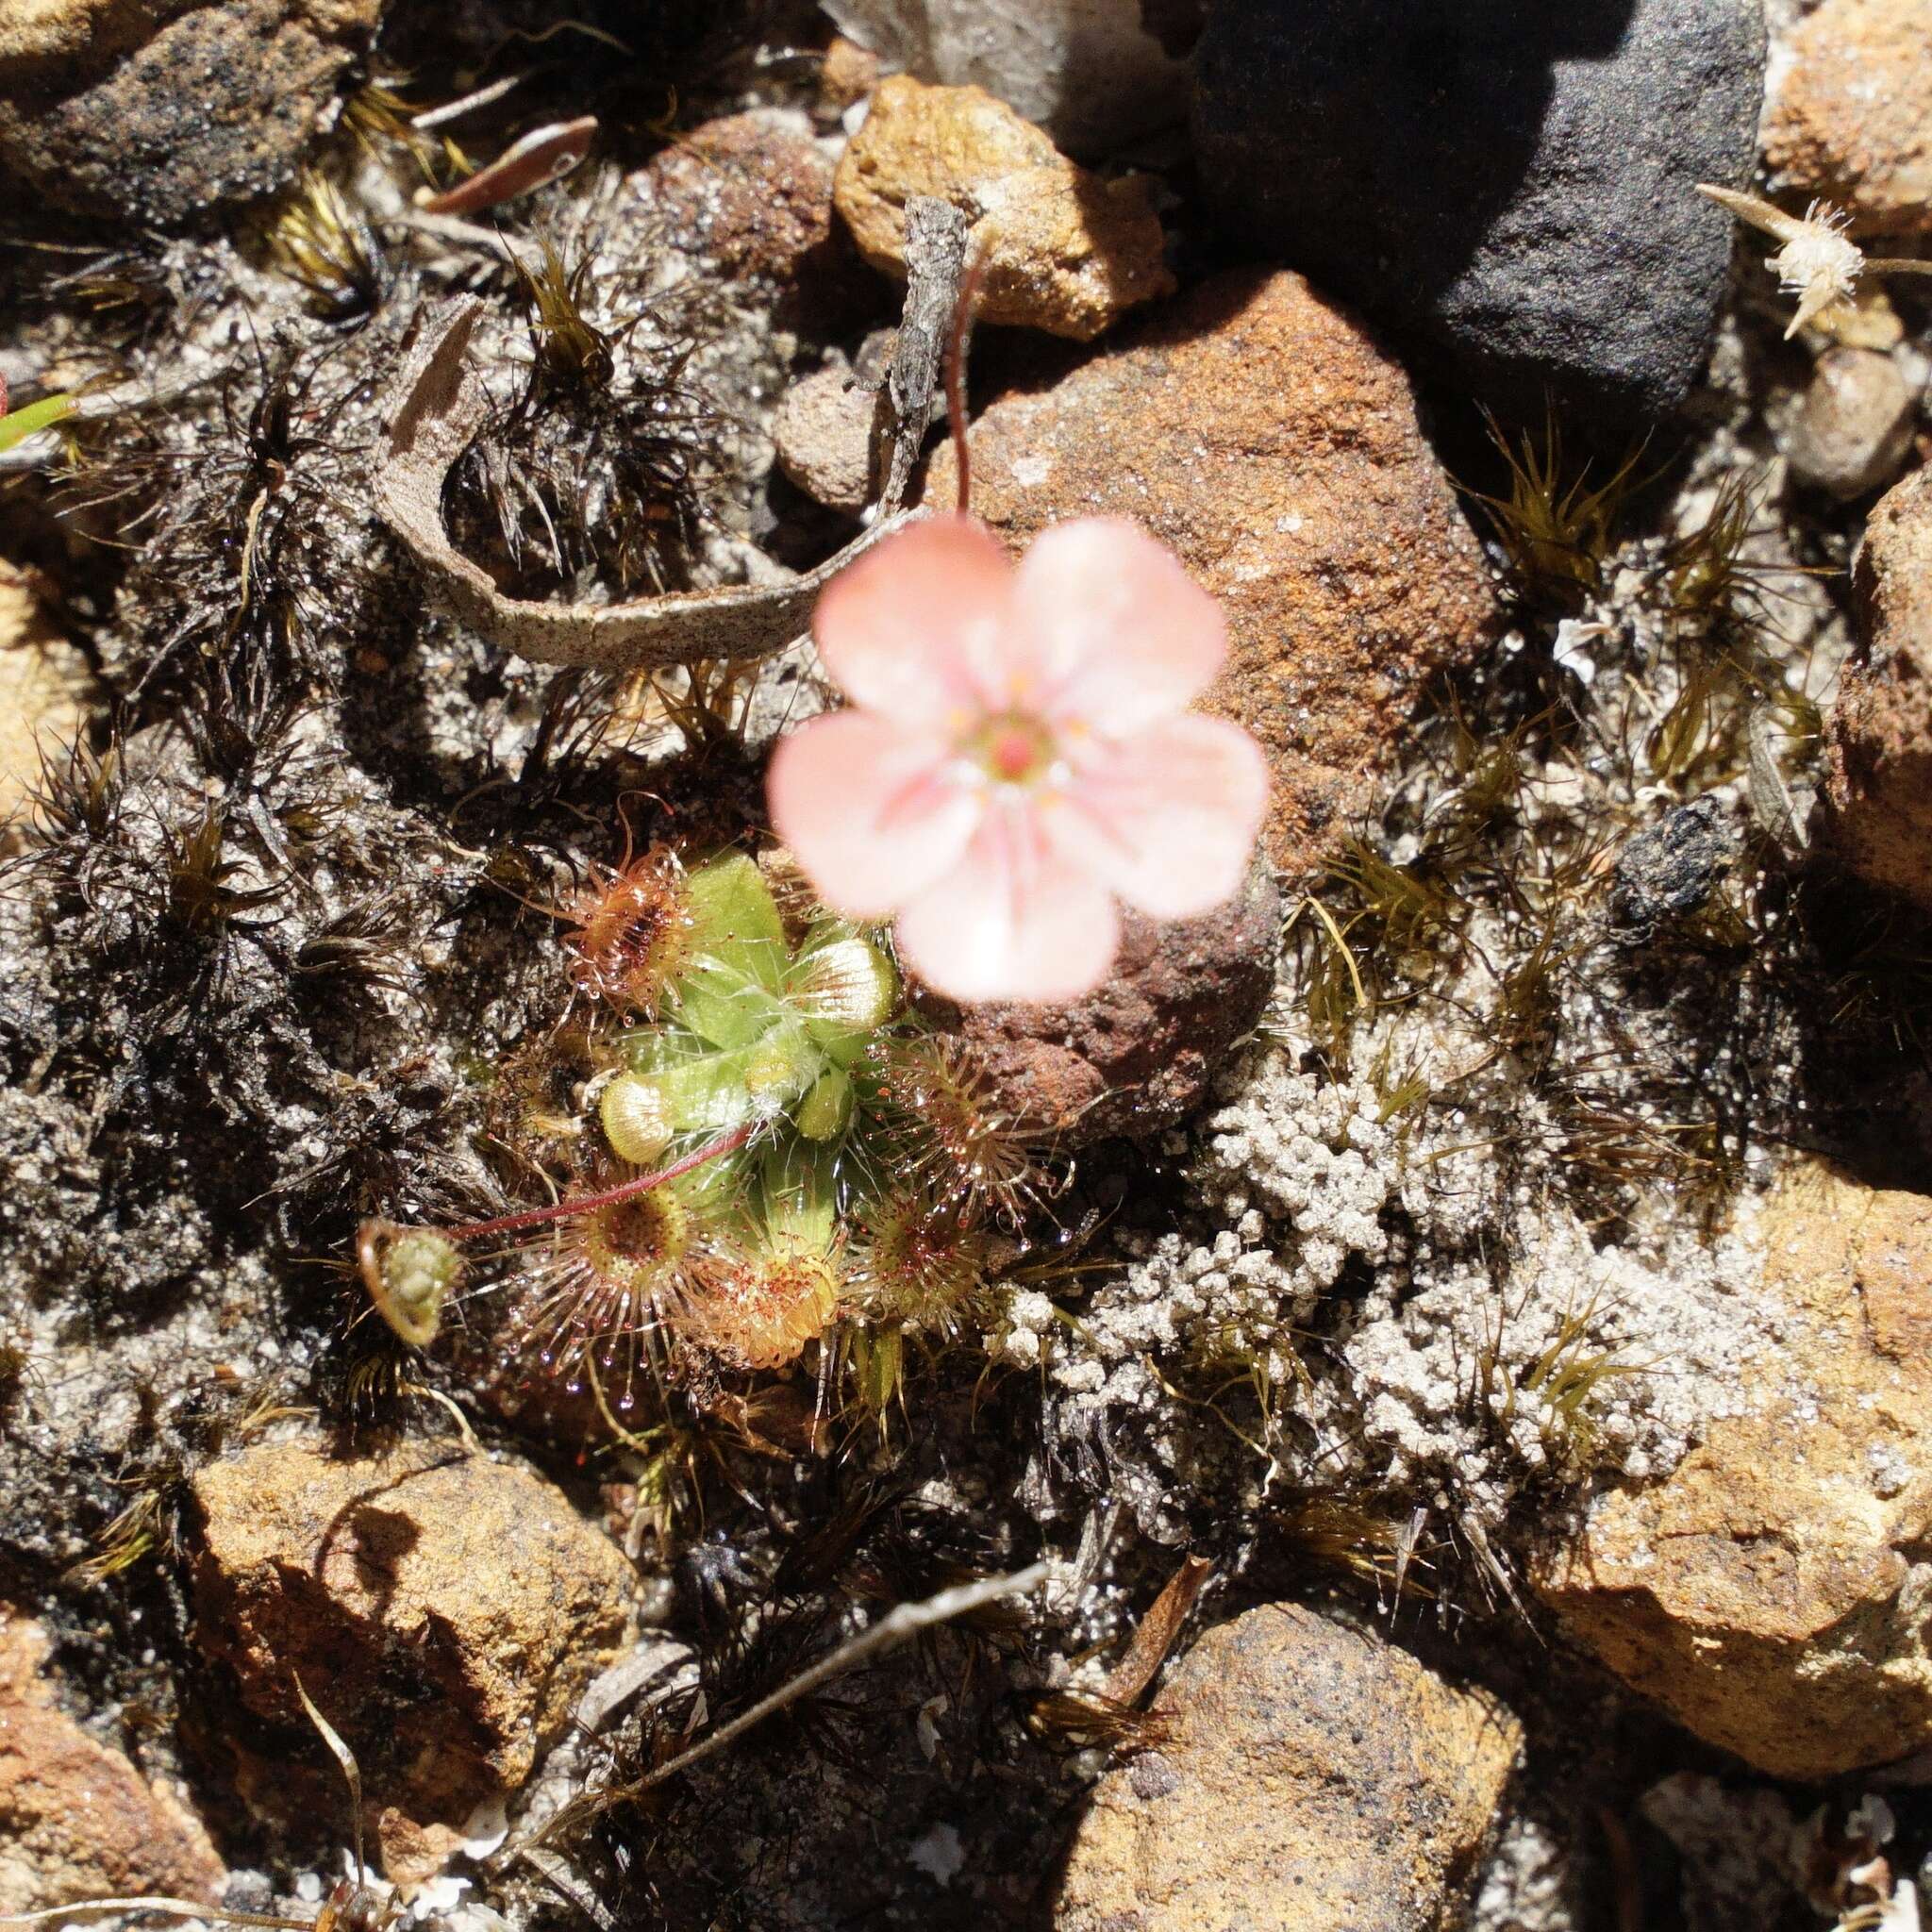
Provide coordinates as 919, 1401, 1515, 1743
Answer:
189, 1436, 634, 1833
834, 75, 1173, 340
1823, 461, 1932, 907
1538, 1161, 1932, 1779
0, 1609, 225, 1915
926, 270, 1501, 880
1053, 1604, 1519, 1932
1765, 0, 1932, 236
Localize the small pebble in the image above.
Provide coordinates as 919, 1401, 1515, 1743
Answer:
774, 359, 876, 514
1784, 345, 1919, 500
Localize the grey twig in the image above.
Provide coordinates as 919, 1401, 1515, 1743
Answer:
874, 196, 971, 516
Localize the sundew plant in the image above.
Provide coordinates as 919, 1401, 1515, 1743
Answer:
360, 850, 1039, 1416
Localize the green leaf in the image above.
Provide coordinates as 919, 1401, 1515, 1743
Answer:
684, 853, 787, 987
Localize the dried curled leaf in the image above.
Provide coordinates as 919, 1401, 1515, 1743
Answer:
373, 297, 923, 671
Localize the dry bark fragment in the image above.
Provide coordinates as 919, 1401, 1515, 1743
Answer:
372, 202, 970, 672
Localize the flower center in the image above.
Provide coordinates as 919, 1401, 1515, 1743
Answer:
967, 712, 1057, 788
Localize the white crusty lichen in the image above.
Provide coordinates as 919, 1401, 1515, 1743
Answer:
997, 1024, 1774, 1540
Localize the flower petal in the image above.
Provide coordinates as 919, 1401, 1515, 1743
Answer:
767, 711, 980, 919
812, 514, 1015, 728
1045, 714, 1269, 921
895, 801, 1121, 1004
1011, 517, 1227, 734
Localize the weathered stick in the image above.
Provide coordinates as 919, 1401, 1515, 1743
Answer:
875, 196, 971, 514
372, 202, 974, 671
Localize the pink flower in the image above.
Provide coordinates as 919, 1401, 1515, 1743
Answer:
767, 513, 1269, 1004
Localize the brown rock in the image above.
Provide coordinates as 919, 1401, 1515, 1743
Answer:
0, 569, 90, 854
189, 1435, 633, 1830
919, 859, 1278, 1147
774, 359, 876, 514
1764, 0, 1932, 236
1053, 1604, 1519, 1932
1537, 1160, 1932, 1780
926, 270, 1502, 878
0, 0, 382, 228
1784, 345, 1918, 501
834, 75, 1173, 340
818, 35, 881, 119
1824, 462, 1932, 907
0, 1609, 225, 1915
638, 110, 869, 329
374, 1808, 464, 1890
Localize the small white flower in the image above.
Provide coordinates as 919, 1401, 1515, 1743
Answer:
1768, 201, 1866, 333
1699, 183, 1932, 339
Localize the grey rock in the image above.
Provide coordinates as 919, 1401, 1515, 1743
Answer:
824, 0, 1191, 155
1191, 0, 1767, 424
1784, 346, 1920, 502
1611, 797, 1740, 940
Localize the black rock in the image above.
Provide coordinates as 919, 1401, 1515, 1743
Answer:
1191, 0, 1766, 425
1611, 797, 1740, 940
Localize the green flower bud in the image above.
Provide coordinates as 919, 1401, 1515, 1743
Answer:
795, 1066, 855, 1142
758, 1143, 839, 1249
741, 1017, 820, 1108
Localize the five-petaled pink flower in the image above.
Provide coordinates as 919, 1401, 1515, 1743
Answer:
767, 513, 1269, 1004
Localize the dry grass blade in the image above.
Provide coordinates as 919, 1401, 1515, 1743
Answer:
1102, 1554, 1213, 1706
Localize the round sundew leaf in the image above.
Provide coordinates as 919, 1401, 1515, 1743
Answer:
684, 852, 789, 988
600, 1073, 675, 1165
795, 1065, 857, 1142
789, 931, 900, 1047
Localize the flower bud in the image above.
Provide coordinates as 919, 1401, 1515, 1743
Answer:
360, 1223, 464, 1348
795, 1066, 855, 1142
